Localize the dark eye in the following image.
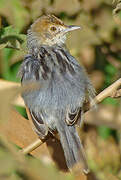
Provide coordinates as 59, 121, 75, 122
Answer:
50, 26, 57, 31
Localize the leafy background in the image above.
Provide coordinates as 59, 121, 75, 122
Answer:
0, 0, 121, 179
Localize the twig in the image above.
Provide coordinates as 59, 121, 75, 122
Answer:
21, 138, 43, 155
111, 89, 121, 98
94, 78, 121, 103
21, 78, 121, 154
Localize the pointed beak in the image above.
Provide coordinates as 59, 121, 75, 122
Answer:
63, 25, 81, 33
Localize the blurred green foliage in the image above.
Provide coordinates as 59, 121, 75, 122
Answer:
0, 0, 121, 179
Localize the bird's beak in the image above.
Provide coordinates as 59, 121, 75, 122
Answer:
63, 25, 81, 33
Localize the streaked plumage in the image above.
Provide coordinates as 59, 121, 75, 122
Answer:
18, 15, 95, 173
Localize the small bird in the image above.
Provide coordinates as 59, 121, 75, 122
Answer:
18, 14, 95, 174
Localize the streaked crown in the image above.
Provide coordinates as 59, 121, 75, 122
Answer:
27, 14, 80, 47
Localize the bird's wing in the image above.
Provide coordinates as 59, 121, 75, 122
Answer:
66, 107, 82, 126
17, 54, 41, 83
26, 107, 48, 139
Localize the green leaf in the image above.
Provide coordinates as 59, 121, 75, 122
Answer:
14, 106, 27, 119
0, 26, 26, 50
0, 26, 26, 81
1, 48, 14, 80
102, 97, 119, 106
0, 42, 8, 49
0, 0, 30, 30
105, 64, 117, 75
98, 126, 112, 139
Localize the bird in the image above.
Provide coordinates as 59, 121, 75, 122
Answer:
18, 14, 95, 174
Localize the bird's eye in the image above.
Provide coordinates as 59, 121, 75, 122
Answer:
50, 26, 57, 31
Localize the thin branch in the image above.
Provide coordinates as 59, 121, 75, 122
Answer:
111, 89, 121, 98
21, 138, 43, 155
21, 78, 121, 155
94, 78, 121, 103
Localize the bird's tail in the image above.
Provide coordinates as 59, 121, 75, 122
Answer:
56, 120, 89, 174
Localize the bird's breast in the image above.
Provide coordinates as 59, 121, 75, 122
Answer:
35, 46, 76, 79
21, 46, 86, 110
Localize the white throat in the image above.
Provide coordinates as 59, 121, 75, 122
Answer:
27, 29, 67, 51
43, 34, 67, 46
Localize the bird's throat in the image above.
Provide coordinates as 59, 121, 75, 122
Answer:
27, 29, 67, 53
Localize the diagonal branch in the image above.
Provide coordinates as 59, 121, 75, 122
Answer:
94, 78, 121, 103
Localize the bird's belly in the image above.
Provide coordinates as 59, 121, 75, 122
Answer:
22, 78, 85, 112
22, 77, 85, 131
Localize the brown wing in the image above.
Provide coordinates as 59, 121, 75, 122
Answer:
26, 107, 48, 139
65, 107, 81, 126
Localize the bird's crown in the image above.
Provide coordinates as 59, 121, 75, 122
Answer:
27, 14, 80, 47
30, 14, 65, 34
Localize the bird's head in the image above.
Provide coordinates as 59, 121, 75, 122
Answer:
27, 14, 81, 48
